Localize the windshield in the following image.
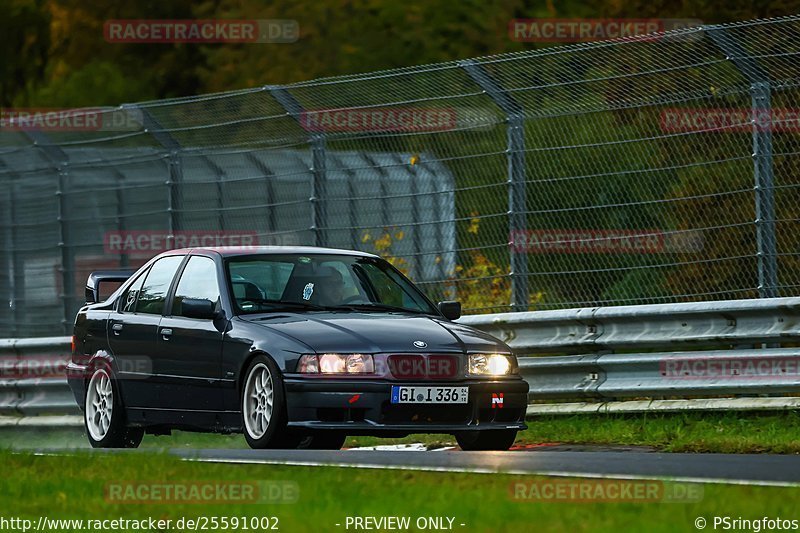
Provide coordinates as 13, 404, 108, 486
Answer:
226, 254, 438, 316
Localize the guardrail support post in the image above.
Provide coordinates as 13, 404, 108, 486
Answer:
708, 27, 778, 298
460, 60, 529, 311
269, 86, 327, 247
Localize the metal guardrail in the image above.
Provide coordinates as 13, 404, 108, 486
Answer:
0, 337, 77, 416
460, 297, 800, 410
458, 297, 800, 353
2, 297, 800, 424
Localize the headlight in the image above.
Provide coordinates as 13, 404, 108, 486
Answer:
297, 354, 374, 374
468, 354, 517, 376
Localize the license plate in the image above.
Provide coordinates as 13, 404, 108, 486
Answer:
390, 386, 468, 404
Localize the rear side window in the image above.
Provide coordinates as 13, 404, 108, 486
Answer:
172, 256, 221, 316
135, 256, 184, 315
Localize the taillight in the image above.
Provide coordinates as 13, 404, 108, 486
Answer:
71, 335, 77, 355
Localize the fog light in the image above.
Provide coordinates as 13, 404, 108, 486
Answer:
469, 354, 516, 376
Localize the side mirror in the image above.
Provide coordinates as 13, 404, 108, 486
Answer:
180, 298, 218, 320
437, 301, 461, 320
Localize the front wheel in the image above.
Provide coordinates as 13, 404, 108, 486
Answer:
455, 430, 517, 451
84, 366, 143, 448
242, 356, 300, 449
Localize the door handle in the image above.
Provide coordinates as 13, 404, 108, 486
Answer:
112, 323, 123, 335
160, 328, 173, 341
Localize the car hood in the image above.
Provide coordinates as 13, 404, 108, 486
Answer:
240, 312, 510, 354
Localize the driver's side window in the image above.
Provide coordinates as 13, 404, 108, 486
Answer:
171, 256, 221, 316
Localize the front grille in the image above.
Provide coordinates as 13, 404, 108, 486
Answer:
386, 354, 460, 380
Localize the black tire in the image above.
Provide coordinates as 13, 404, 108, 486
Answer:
84, 365, 144, 449
297, 432, 347, 450
241, 355, 300, 449
455, 430, 517, 451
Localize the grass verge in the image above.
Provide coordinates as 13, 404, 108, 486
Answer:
1, 411, 799, 453
2, 450, 799, 532
346, 411, 800, 453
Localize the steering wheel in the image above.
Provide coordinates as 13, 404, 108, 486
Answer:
341, 295, 362, 304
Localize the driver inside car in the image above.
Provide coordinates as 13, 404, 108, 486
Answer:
314, 266, 346, 306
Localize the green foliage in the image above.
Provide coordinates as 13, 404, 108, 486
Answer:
11, 1, 797, 106
5, 1, 799, 312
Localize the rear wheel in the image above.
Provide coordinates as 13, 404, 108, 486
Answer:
242, 356, 300, 449
84, 366, 143, 448
455, 430, 517, 451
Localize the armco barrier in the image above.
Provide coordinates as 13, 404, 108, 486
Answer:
2, 297, 800, 424
0, 337, 77, 416
461, 297, 800, 410
458, 297, 800, 353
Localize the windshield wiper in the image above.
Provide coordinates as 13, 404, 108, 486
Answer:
240, 298, 327, 312
328, 303, 432, 315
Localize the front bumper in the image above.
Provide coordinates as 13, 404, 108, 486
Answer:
283, 377, 528, 434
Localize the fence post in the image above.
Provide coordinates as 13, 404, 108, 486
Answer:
0, 165, 24, 336
200, 156, 227, 231
123, 105, 183, 244
708, 27, 778, 298
56, 163, 74, 334
269, 86, 327, 247
245, 153, 278, 240
111, 167, 129, 268
0, 171, 20, 336
460, 60, 529, 311
21, 130, 74, 334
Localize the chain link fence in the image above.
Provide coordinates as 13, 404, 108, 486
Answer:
1, 16, 799, 336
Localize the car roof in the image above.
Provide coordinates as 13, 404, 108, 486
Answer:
161, 246, 381, 259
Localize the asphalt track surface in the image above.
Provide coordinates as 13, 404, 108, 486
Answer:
162, 448, 800, 487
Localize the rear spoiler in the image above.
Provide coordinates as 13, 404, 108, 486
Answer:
85, 270, 135, 304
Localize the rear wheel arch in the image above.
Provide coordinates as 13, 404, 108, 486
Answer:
84, 352, 116, 387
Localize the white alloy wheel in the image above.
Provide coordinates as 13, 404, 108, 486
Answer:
86, 368, 114, 441
243, 362, 274, 439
